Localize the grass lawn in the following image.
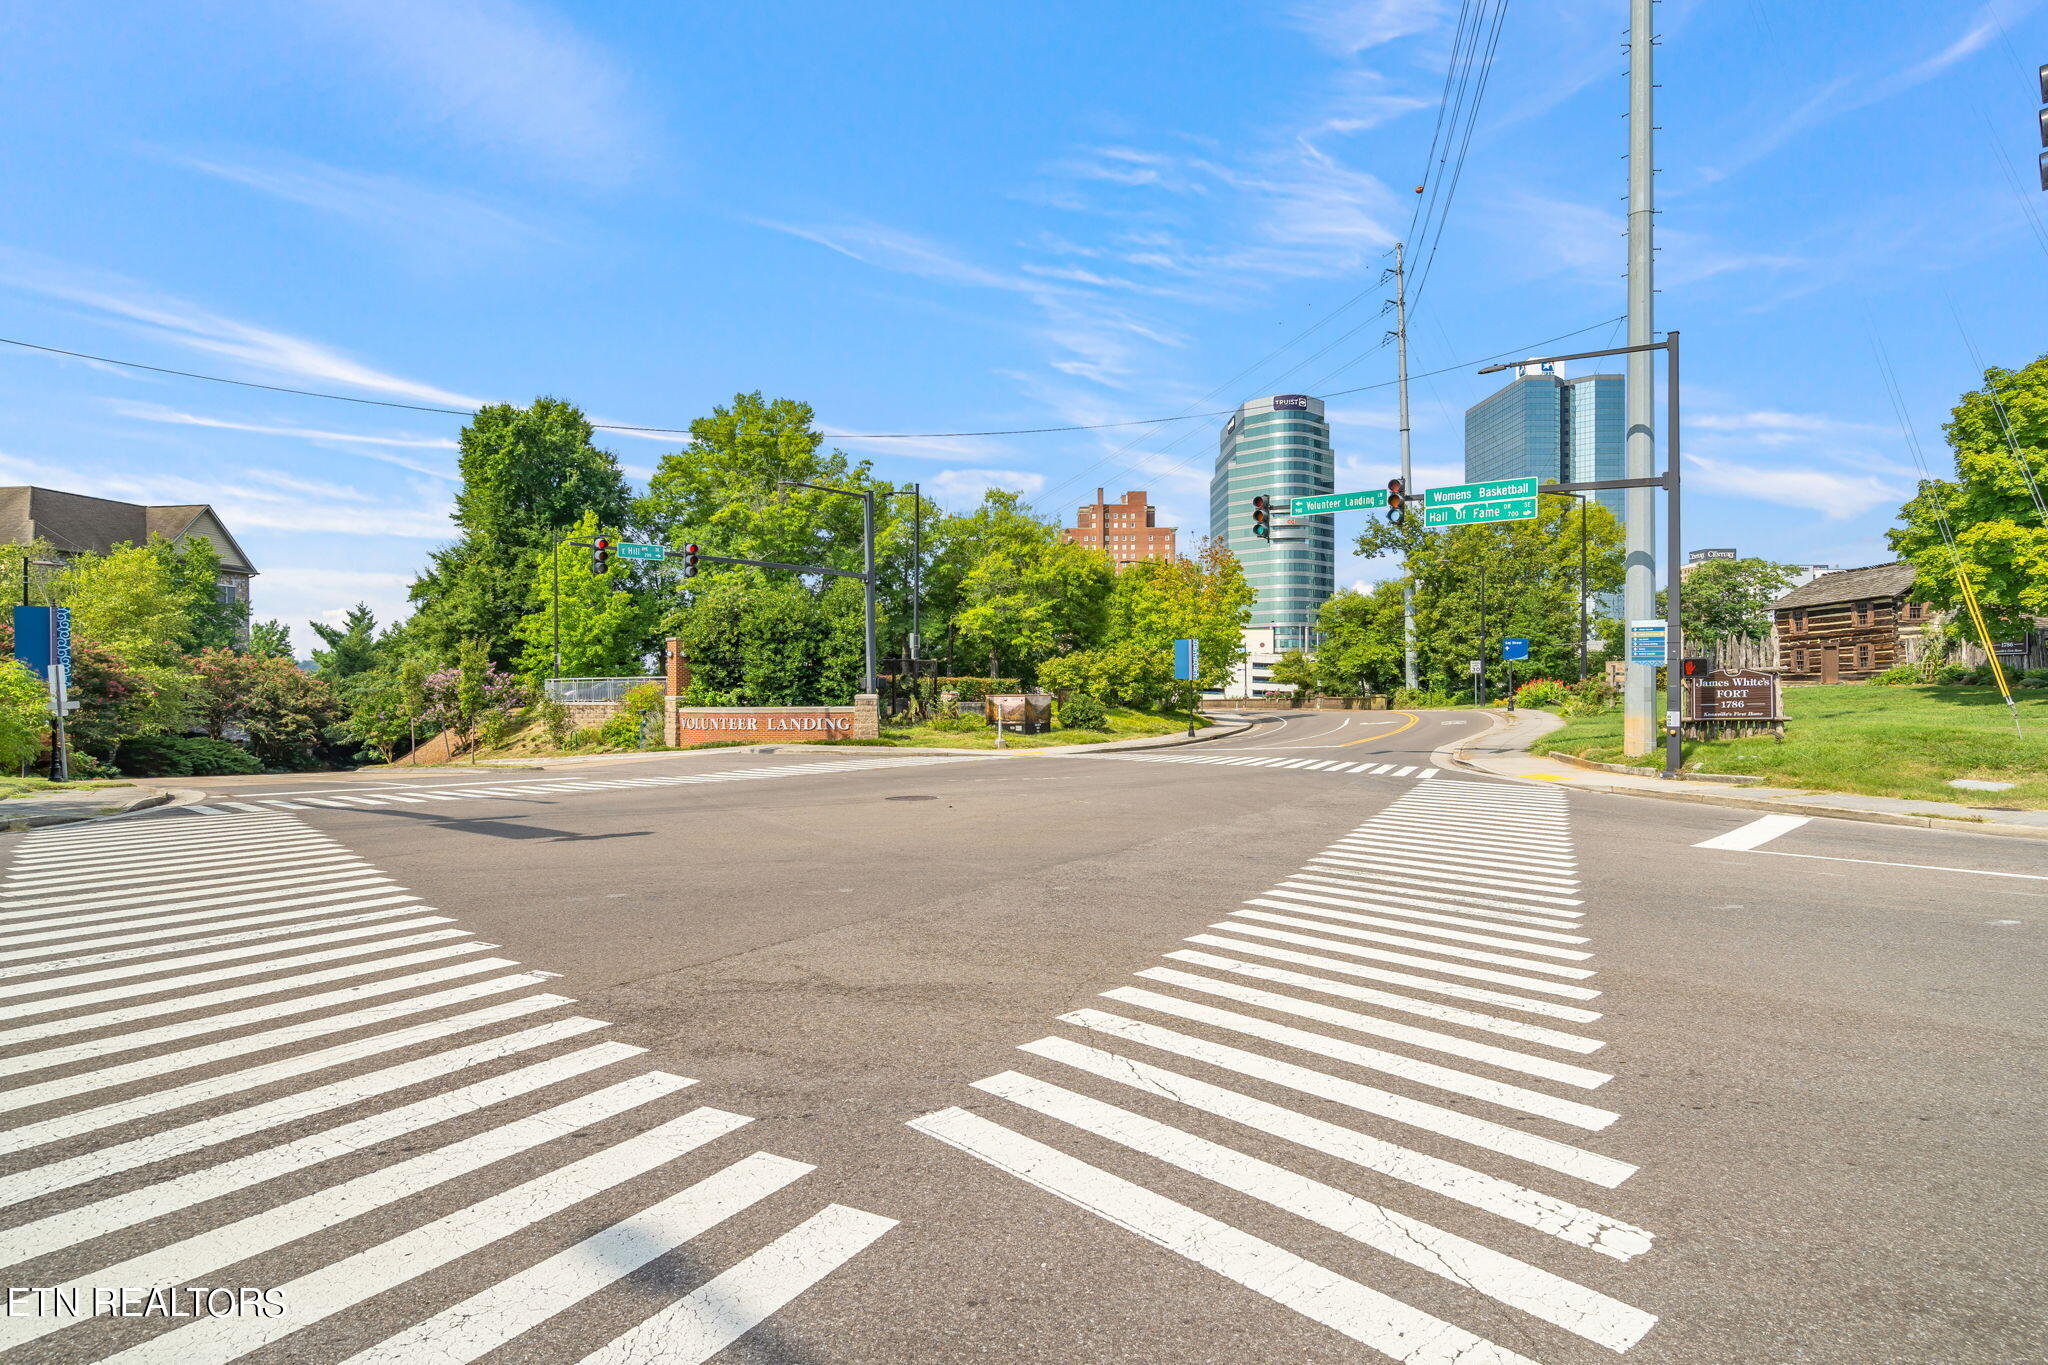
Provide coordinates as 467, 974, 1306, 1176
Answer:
0, 777, 132, 800
1542, 684, 2048, 809
861, 705, 1207, 751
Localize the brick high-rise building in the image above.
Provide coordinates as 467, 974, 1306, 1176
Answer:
1063, 488, 1176, 569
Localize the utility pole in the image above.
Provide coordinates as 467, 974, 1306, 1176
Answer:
1622, 0, 1659, 756
1392, 242, 1418, 689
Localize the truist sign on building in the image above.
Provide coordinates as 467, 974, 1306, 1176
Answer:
670, 706, 858, 746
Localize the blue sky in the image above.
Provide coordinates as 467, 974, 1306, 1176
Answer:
0, 0, 2042, 640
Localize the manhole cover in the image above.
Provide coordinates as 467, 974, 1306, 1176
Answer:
887, 795, 937, 801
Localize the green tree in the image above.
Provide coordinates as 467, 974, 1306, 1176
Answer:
0, 660, 48, 770
248, 620, 294, 659
310, 605, 383, 681
408, 398, 633, 665
1269, 649, 1318, 702
1889, 355, 2048, 637
1310, 582, 1408, 695
1353, 497, 1624, 689
187, 649, 342, 769
1659, 557, 1796, 649
922, 490, 1060, 638
56, 543, 189, 667
1102, 539, 1254, 690
955, 539, 1115, 681
513, 512, 655, 681
670, 571, 864, 705
154, 536, 246, 653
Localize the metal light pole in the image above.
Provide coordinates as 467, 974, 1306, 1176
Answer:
890, 484, 923, 660
1392, 242, 1418, 689
1481, 332, 1684, 777
1623, 0, 1658, 755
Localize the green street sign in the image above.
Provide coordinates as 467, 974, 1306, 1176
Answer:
616, 542, 667, 562
1423, 477, 1539, 528
1287, 489, 1379, 516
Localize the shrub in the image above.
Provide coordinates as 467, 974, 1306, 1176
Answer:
0, 660, 48, 771
1869, 663, 1919, 686
1932, 663, 1971, 685
1059, 692, 1108, 730
115, 735, 261, 777
1513, 677, 1570, 709
925, 713, 982, 733
940, 677, 1020, 705
1391, 687, 1459, 708
2017, 667, 2048, 689
536, 694, 574, 748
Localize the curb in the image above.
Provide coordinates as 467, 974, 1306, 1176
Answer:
1544, 750, 1765, 785
1440, 713, 2048, 842
749, 716, 1259, 758
1, 786, 175, 831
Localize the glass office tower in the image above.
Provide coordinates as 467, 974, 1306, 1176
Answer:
1210, 394, 1336, 654
1464, 361, 1627, 527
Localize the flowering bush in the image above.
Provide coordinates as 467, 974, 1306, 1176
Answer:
1513, 677, 1571, 709
422, 640, 526, 754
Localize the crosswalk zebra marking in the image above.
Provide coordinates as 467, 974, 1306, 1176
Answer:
911, 777, 1660, 1358
0, 810, 895, 1359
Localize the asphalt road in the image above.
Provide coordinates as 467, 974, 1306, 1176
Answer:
0, 709, 2039, 1363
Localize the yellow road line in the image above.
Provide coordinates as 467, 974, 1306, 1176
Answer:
1341, 711, 1421, 747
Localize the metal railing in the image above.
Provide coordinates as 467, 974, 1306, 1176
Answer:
543, 676, 660, 704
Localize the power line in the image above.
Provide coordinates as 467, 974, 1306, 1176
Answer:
0, 314, 1620, 446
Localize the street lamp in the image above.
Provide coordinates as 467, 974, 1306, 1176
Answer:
779, 481, 878, 695
1479, 332, 1683, 779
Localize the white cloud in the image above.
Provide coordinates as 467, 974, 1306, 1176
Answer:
166, 150, 554, 253
926, 467, 1046, 508
112, 403, 457, 450
256, 568, 416, 635
1286, 0, 1448, 55
0, 249, 488, 409
298, 0, 643, 183
755, 219, 1033, 293
1684, 452, 1905, 519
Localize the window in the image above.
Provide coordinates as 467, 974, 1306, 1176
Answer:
1792, 608, 1806, 632
1793, 648, 1806, 671
1855, 601, 1872, 627
1857, 643, 1871, 670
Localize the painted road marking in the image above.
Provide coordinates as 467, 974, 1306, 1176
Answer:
1693, 814, 1811, 850
0, 812, 895, 1358
910, 776, 1657, 1357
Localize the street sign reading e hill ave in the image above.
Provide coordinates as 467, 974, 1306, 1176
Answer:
616, 543, 667, 562
1288, 490, 1381, 516
1423, 477, 1539, 527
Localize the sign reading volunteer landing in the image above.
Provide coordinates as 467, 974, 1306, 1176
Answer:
1288, 490, 1381, 516
1422, 477, 1539, 528
671, 706, 854, 746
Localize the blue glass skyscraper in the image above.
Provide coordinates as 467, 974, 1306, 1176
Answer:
1464, 361, 1627, 528
1210, 394, 1335, 653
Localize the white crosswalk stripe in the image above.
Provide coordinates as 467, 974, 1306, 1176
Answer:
1086, 750, 1440, 781
0, 811, 894, 1360
152, 753, 1002, 820
909, 777, 1660, 1360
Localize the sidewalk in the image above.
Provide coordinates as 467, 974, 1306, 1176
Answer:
1443, 708, 2048, 841
0, 784, 175, 831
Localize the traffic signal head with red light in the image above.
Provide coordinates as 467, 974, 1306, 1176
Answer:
1250, 494, 1271, 539
1386, 477, 1405, 524
591, 537, 610, 573
682, 543, 700, 579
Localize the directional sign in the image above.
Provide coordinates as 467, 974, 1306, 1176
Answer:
1172, 638, 1200, 681
616, 543, 667, 562
1287, 490, 1380, 516
1423, 477, 1539, 528
1627, 618, 1668, 666
1502, 637, 1529, 662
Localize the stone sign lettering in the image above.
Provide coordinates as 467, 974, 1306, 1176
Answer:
671, 706, 855, 747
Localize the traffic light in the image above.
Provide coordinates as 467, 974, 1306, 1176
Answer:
591, 537, 610, 573
1386, 477, 1405, 524
682, 543, 700, 578
1251, 495, 1271, 539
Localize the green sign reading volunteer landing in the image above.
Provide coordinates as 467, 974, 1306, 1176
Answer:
617, 543, 667, 562
1422, 476, 1539, 527
1287, 489, 1380, 516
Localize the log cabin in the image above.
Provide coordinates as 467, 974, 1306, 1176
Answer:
1770, 561, 1928, 684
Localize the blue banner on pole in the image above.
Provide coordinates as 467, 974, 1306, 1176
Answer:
1172, 638, 1200, 681
13, 606, 49, 677
1502, 637, 1529, 662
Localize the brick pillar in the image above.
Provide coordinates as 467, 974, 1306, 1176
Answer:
853, 693, 879, 740
663, 640, 689, 748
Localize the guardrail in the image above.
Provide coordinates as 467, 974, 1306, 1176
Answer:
543, 676, 660, 704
